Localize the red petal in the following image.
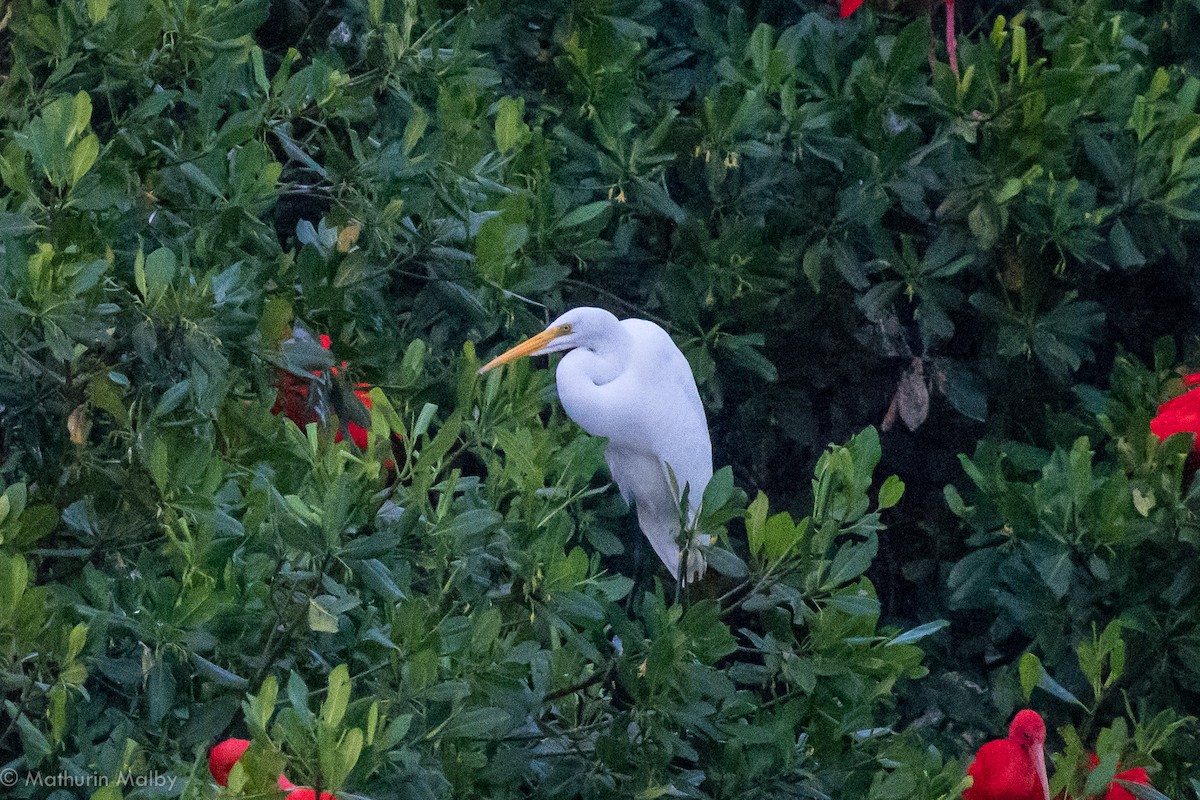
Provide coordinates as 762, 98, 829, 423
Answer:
840, 0, 863, 16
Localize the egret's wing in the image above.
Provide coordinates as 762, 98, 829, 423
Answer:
618, 319, 713, 513
605, 444, 682, 579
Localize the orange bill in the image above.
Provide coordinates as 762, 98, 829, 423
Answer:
477, 325, 569, 374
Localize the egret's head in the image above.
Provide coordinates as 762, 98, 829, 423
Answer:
478, 307, 618, 373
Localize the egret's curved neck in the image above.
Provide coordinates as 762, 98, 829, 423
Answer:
569, 322, 632, 386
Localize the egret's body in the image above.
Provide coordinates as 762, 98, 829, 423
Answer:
480, 308, 712, 581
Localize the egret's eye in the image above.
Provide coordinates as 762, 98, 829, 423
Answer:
561, 324, 573, 334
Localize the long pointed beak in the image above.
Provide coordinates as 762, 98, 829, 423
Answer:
1033, 745, 1049, 800
477, 327, 566, 374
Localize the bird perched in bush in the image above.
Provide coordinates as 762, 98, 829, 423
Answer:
272, 330, 400, 469
1151, 372, 1200, 451
1152, 371, 1200, 482
479, 307, 713, 583
207, 737, 335, 799
1059, 753, 1153, 800
208, 738, 250, 787
840, 0, 960, 77
963, 710, 1050, 800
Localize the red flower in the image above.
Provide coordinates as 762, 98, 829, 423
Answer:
840, 0, 863, 16
208, 738, 250, 787
1151, 372, 1200, 452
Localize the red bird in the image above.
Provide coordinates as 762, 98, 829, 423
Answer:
208, 738, 250, 787
272, 334, 374, 450
207, 737, 336, 799
1151, 372, 1200, 451
840, 0, 959, 77
1086, 754, 1152, 800
964, 710, 1050, 800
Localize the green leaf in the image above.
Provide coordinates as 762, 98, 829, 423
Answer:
189, 653, 249, 689
887, 19, 933, 76
994, 177, 1023, 204
0, 553, 29, 616
133, 245, 147, 298
442, 509, 502, 539
70, 133, 99, 186
559, 200, 611, 228
147, 661, 176, 726
701, 465, 735, 511
1021, 652, 1088, 708
153, 379, 191, 417
745, 491, 769, 558
1116, 782, 1173, 800
968, 200, 1001, 249
85, 0, 110, 22
17, 714, 52, 766
939, 360, 988, 422
1019, 652, 1041, 701
1109, 220, 1145, 269
826, 536, 878, 587
439, 707, 512, 740
403, 107, 428, 156
180, 161, 225, 199
321, 664, 351, 728
705, 545, 748, 578
828, 591, 880, 616
0, 212, 39, 236
143, 247, 177, 299
287, 671, 313, 725
495, 96, 529, 152
887, 619, 948, 646
877, 474, 904, 510
67, 623, 88, 661
308, 597, 340, 633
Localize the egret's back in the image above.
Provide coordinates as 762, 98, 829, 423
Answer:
604, 319, 711, 579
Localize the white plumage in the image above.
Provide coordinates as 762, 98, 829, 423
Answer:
479, 307, 713, 581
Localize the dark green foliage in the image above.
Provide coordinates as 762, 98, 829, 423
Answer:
1, 0, 1199, 796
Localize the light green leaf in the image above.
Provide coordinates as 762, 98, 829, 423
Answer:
321, 664, 351, 728
878, 474, 904, 510
70, 133, 99, 186
85, 0, 110, 22
495, 96, 529, 153
308, 598, 340, 633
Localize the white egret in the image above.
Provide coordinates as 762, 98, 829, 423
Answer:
479, 307, 713, 582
